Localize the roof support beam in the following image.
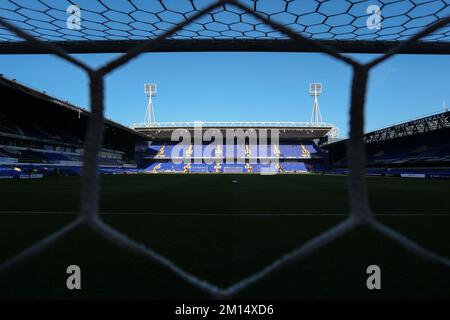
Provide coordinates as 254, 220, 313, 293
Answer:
0, 39, 449, 55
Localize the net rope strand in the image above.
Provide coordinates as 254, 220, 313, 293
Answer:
0, 0, 449, 299
0, 0, 449, 54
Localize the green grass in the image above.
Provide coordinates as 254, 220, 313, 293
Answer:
0, 174, 449, 299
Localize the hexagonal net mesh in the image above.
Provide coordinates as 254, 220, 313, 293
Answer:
0, 0, 449, 53
0, 0, 449, 299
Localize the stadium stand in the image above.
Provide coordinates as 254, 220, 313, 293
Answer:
324, 111, 450, 178
281, 161, 308, 173
0, 75, 147, 178
1, 0, 449, 302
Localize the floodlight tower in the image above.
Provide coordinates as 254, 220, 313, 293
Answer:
310, 83, 323, 126
144, 83, 157, 126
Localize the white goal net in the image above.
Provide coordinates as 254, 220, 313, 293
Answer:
0, 0, 449, 300
223, 166, 244, 173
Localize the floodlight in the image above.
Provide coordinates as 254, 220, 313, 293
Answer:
144, 83, 157, 97
309, 83, 323, 125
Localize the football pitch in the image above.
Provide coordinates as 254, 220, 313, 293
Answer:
0, 174, 449, 299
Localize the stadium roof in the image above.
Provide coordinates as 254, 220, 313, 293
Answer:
0, 74, 149, 140
0, 0, 449, 54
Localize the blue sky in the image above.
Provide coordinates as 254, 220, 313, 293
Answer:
0, 51, 448, 138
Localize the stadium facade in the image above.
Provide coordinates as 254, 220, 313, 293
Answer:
1, 75, 449, 178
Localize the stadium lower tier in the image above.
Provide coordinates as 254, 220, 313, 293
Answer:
329, 127, 450, 167
142, 160, 450, 178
